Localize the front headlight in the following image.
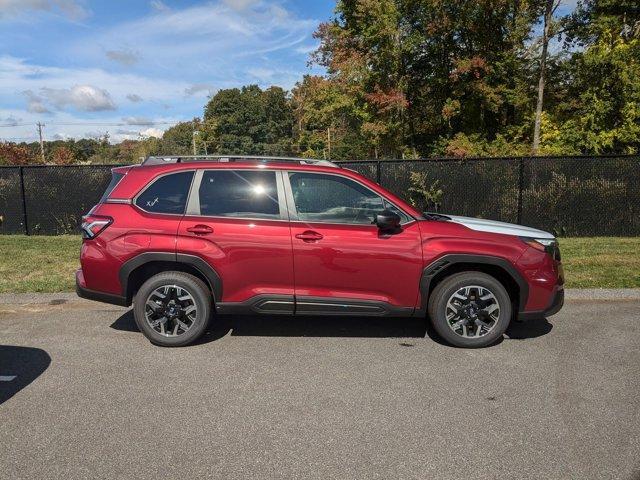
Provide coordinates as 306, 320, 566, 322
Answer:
520, 237, 560, 260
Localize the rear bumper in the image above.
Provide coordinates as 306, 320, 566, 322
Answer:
518, 287, 564, 321
75, 269, 128, 307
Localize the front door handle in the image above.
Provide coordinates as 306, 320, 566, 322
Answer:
186, 224, 213, 235
295, 230, 323, 242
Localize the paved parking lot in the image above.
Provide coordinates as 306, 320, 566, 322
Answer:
1, 295, 639, 479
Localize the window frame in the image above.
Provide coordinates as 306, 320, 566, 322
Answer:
133, 169, 196, 216
283, 170, 415, 226
185, 168, 289, 221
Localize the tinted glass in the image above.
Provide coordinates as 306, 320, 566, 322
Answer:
99, 172, 123, 203
135, 171, 194, 214
199, 170, 280, 219
289, 172, 386, 224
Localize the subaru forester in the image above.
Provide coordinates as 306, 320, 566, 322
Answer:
76, 156, 564, 347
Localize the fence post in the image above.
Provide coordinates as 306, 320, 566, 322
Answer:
376, 161, 381, 185
517, 158, 524, 225
18, 166, 29, 236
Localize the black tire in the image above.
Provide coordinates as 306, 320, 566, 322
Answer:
428, 272, 512, 348
133, 271, 212, 347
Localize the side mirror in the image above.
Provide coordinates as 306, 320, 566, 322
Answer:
375, 209, 401, 232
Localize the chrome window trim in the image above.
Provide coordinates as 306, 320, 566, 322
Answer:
186, 168, 288, 221
283, 170, 415, 226
133, 169, 196, 216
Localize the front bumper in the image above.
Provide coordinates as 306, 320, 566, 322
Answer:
518, 287, 564, 321
75, 269, 128, 307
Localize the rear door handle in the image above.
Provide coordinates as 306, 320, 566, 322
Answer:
186, 224, 213, 235
295, 230, 323, 242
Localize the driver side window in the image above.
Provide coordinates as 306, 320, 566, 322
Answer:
288, 172, 390, 224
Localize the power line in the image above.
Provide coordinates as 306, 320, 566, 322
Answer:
48, 121, 180, 126
0, 120, 182, 128
0, 123, 33, 128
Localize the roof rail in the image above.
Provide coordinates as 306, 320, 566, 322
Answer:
142, 155, 340, 168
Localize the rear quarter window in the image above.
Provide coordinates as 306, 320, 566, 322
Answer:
135, 171, 194, 214
99, 172, 124, 203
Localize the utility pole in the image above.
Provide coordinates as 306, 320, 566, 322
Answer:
36, 122, 46, 163
326, 127, 331, 159
192, 131, 198, 155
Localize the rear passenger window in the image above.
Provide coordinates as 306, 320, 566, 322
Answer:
198, 170, 280, 219
135, 171, 194, 214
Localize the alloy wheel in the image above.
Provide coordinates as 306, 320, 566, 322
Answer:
445, 285, 500, 338
144, 285, 197, 337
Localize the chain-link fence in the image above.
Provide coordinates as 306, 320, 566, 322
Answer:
0, 165, 114, 235
338, 155, 640, 236
1, 156, 639, 236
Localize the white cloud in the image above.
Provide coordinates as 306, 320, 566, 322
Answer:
40, 85, 116, 111
0, 55, 190, 106
0, 105, 177, 143
85, 2, 315, 72
0, 0, 89, 20
123, 116, 154, 126
1, 115, 21, 125
23, 90, 51, 113
149, 0, 169, 12
295, 43, 318, 55
247, 67, 275, 82
106, 48, 140, 66
140, 127, 163, 138
184, 83, 216, 97
0, 1, 320, 142
222, 0, 259, 11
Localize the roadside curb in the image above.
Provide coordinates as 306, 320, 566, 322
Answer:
1, 289, 639, 306
564, 289, 640, 301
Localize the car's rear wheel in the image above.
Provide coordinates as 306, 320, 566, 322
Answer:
133, 271, 211, 347
428, 272, 511, 348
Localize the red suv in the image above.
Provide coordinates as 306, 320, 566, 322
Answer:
76, 156, 564, 348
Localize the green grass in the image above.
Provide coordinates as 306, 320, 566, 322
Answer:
0, 235, 81, 293
0, 235, 638, 293
558, 237, 640, 288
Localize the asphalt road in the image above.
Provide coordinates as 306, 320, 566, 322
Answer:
0, 296, 639, 480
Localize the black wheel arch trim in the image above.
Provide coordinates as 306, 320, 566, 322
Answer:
119, 252, 223, 304
419, 254, 529, 313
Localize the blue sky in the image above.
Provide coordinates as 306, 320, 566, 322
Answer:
0, 0, 334, 142
0, 0, 577, 143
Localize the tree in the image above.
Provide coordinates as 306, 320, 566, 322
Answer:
540, 0, 640, 153
313, 0, 542, 157
51, 145, 75, 165
292, 75, 369, 159
158, 119, 202, 155
204, 85, 294, 155
532, 0, 564, 154
0, 142, 36, 165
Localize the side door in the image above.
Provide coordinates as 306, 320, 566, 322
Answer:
176, 168, 295, 313
284, 171, 423, 315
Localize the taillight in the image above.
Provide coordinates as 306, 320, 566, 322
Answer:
81, 215, 112, 239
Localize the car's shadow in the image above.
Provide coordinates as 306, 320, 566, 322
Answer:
110, 310, 553, 346
0, 345, 51, 405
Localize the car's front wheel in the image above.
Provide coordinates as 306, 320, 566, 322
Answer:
133, 271, 212, 347
428, 272, 512, 348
